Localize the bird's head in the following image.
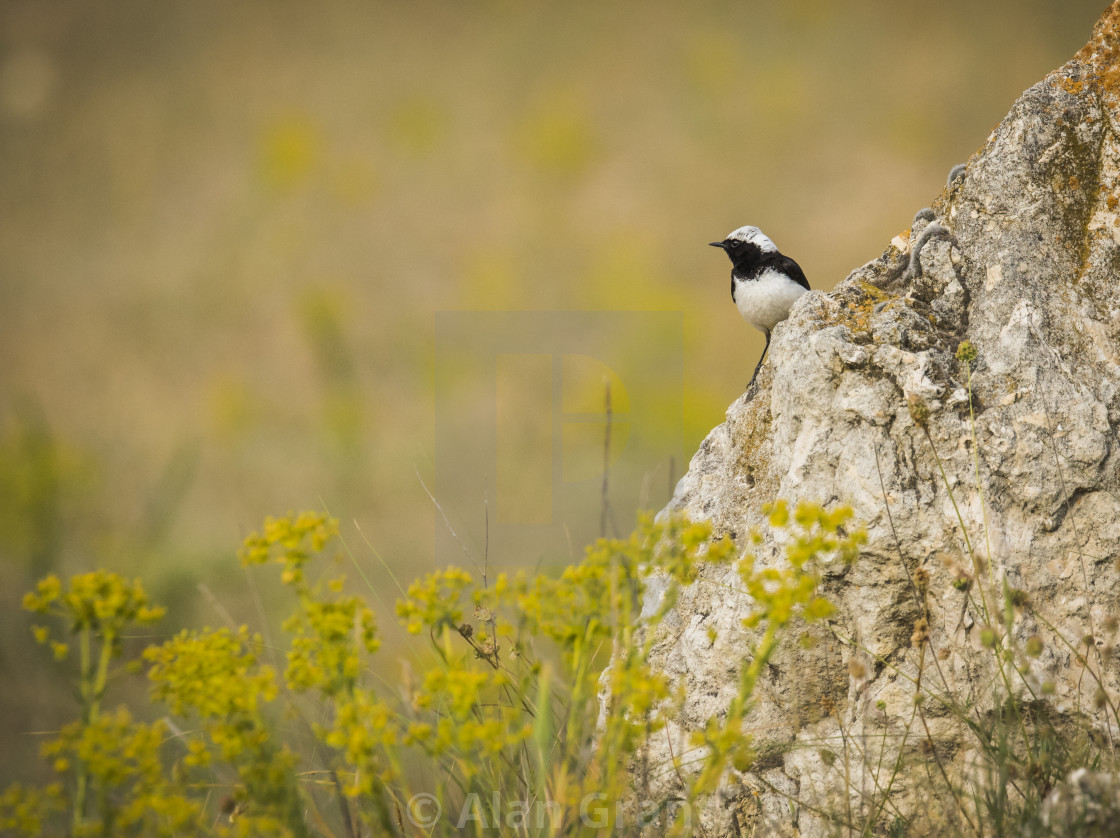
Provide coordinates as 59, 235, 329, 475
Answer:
710, 225, 778, 266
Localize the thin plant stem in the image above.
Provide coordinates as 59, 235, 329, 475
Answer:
963, 361, 995, 592
913, 639, 979, 837
601, 381, 611, 540
919, 425, 991, 624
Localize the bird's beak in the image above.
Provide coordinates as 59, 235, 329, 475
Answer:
709, 241, 726, 249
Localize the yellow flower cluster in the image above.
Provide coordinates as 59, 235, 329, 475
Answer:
23, 570, 165, 660
284, 595, 379, 696
238, 510, 339, 588
395, 565, 474, 635
4, 504, 863, 837
145, 627, 277, 723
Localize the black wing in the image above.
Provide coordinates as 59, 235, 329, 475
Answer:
769, 253, 810, 290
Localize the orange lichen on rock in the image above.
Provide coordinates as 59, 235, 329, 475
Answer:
830, 281, 893, 336
1070, 0, 1120, 111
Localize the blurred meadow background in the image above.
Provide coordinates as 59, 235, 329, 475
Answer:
0, 0, 1107, 787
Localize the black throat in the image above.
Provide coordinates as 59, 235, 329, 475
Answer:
724, 244, 810, 300
726, 242, 767, 279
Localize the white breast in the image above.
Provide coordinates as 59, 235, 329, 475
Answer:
733, 268, 808, 333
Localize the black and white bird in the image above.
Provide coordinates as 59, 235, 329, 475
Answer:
710, 225, 810, 387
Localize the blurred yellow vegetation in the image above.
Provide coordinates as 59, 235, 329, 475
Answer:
584, 235, 681, 310
681, 30, 742, 94
326, 157, 379, 206
515, 88, 597, 176
560, 354, 630, 414
461, 247, 522, 309
2, 503, 863, 836
208, 374, 257, 439
260, 116, 320, 190
386, 94, 448, 157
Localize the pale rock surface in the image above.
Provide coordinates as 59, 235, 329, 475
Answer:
635, 5, 1120, 834
1040, 768, 1120, 837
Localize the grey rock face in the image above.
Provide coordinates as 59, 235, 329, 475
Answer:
1041, 768, 1120, 837
639, 5, 1120, 835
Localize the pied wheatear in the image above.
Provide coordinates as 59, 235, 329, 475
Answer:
710, 225, 809, 387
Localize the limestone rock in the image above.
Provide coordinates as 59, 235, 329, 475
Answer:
1041, 769, 1120, 837
637, 5, 1120, 834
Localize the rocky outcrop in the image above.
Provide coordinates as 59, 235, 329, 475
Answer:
644, 5, 1120, 835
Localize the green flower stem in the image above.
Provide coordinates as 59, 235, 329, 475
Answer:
74, 627, 91, 832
